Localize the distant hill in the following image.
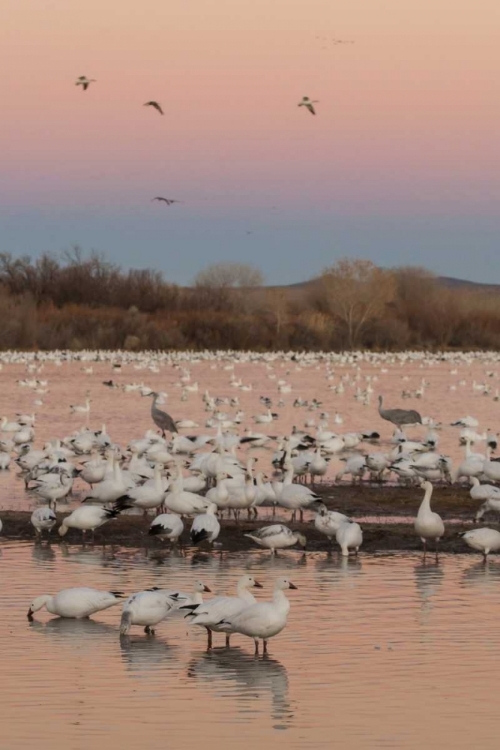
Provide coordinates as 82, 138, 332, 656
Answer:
264, 275, 500, 294
437, 276, 500, 292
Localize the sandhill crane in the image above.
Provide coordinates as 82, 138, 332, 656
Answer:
146, 392, 178, 437
378, 395, 422, 429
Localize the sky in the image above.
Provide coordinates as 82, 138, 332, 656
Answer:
1, 0, 499, 285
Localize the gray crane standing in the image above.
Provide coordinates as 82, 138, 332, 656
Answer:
146, 392, 178, 437
378, 395, 422, 429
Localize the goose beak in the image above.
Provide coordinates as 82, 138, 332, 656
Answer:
27, 609, 34, 620
203, 585, 212, 593
254, 580, 264, 588
289, 582, 298, 590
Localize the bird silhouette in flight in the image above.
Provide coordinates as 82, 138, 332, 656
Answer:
75, 76, 96, 91
152, 197, 182, 205
144, 101, 164, 115
298, 96, 318, 115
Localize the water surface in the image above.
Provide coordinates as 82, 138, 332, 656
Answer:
2, 542, 500, 749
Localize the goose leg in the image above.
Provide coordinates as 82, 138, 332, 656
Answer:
435, 539, 439, 562
206, 627, 213, 650
254, 638, 259, 655
263, 640, 269, 655
225, 634, 231, 648
422, 540, 427, 561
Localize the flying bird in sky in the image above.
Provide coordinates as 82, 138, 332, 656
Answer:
144, 101, 164, 115
75, 76, 96, 91
152, 197, 182, 205
298, 96, 318, 115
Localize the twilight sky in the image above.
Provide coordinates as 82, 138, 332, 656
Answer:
1, 0, 499, 285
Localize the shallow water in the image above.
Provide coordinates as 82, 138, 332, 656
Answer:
0, 356, 496, 512
2, 542, 500, 749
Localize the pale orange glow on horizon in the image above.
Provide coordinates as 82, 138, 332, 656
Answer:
2, 0, 499, 282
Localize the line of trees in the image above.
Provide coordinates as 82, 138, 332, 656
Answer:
1, 250, 500, 350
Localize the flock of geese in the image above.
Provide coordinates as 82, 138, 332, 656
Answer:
27, 575, 297, 654
2, 348, 500, 652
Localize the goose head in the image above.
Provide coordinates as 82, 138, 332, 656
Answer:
238, 575, 263, 590
27, 594, 51, 619
274, 577, 298, 591
194, 581, 212, 594
295, 533, 307, 549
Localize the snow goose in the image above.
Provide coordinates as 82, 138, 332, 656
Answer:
80, 453, 108, 486
163, 471, 210, 516
181, 472, 207, 493
309, 447, 328, 483
244, 524, 306, 555
470, 477, 500, 503
70, 397, 91, 416
206, 472, 230, 509
114, 463, 165, 515
274, 462, 320, 521
460, 528, 500, 560
32, 474, 73, 509
58, 505, 121, 541
119, 589, 185, 635
254, 472, 278, 509
473, 481, 500, 521
148, 513, 184, 543
13, 426, 35, 445
27, 587, 124, 620
365, 452, 390, 481
336, 453, 366, 483
31, 507, 57, 536
0, 452, 10, 470
84, 459, 134, 503
414, 481, 444, 559
182, 575, 263, 649
312, 502, 351, 543
481, 454, 500, 483
164, 581, 212, 608
0, 416, 22, 432
190, 503, 220, 546
219, 577, 297, 655
335, 520, 363, 557
451, 416, 479, 428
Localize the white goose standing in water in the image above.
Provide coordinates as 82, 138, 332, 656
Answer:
244, 524, 306, 555
27, 588, 125, 620
31, 507, 57, 536
119, 589, 188, 636
460, 528, 500, 561
182, 575, 263, 649
219, 577, 297, 655
414, 480, 444, 559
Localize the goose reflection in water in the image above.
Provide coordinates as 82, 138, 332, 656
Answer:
59, 542, 116, 567
120, 636, 179, 674
28, 616, 116, 646
31, 541, 56, 564
413, 560, 444, 624
461, 558, 500, 588
187, 648, 294, 730
314, 553, 363, 577
242, 551, 307, 572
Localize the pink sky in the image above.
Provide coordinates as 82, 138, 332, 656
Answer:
1, 0, 499, 283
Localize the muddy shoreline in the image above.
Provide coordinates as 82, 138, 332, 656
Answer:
1, 486, 494, 554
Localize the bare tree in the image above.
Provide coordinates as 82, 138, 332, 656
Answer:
317, 258, 395, 348
194, 262, 264, 288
